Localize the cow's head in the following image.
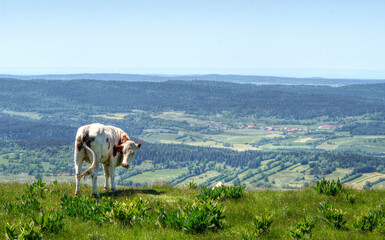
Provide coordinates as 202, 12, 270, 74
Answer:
116, 140, 141, 169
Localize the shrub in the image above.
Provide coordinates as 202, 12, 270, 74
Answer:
107, 198, 150, 226
5, 222, 42, 240
252, 214, 273, 234
318, 201, 346, 229
316, 178, 342, 196
155, 199, 225, 233
187, 181, 198, 189
354, 203, 385, 231
354, 210, 379, 231
60, 195, 114, 224
196, 184, 246, 201
345, 193, 356, 204
242, 214, 273, 239
289, 217, 314, 240
4, 193, 41, 214
31, 209, 65, 233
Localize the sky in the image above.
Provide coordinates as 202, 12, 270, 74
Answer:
0, 0, 385, 78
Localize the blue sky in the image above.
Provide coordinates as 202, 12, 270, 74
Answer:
0, 0, 385, 78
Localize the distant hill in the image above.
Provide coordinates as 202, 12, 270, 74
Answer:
1, 73, 385, 86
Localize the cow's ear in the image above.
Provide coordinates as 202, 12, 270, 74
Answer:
116, 145, 124, 152
137, 141, 142, 149
122, 135, 129, 143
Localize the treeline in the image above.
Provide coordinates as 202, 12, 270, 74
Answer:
1, 79, 385, 119
337, 122, 385, 135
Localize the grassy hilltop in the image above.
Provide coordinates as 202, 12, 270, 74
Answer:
1, 178, 385, 239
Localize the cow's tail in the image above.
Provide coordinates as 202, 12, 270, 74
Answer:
77, 142, 97, 179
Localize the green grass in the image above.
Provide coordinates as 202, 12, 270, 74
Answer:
1, 180, 385, 239
124, 169, 188, 184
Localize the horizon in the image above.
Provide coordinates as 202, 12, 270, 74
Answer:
1, 68, 385, 80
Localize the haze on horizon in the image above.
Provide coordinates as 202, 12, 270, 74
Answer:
0, 0, 385, 79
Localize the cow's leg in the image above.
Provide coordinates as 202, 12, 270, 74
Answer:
109, 165, 116, 192
102, 164, 110, 191
74, 149, 83, 196
91, 161, 100, 198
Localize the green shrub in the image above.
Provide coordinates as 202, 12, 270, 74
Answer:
316, 178, 342, 196
187, 181, 198, 189
345, 193, 356, 204
354, 203, 385, 231
318, 201, 346, 229
25, 177, 47, 198
4, 193, 41, 214
5, 222, 42, 240
252, 214, 273, 234
107, 198, 149, 226
289, 217, 314, 240
60, 195, 114, 224
31, 209, 65, 233
241, 214, 273, 239
196, 184, 246, 201
155, 199, 225, 233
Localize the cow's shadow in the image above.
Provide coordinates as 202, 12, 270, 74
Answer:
99, 188, 165, 198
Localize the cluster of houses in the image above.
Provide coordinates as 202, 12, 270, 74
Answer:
239, 125, 308, 133
190, 123, 342, 132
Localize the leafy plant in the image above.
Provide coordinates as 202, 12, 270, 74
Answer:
354, 203, 385, 231
252, 214, 273, 234
187, 181, 198, 189
318, 201, 346, 229
4, 193, 41, 214
345, 192, 356, 204
316, 178, 342, 196
196, 184, 246, 201
60, 194, 114, 224
5, 222, 42, 240
155, 199, 225, 233
31, 209, 65, 233
107, 198, 149, 226
289, 217, 314, 239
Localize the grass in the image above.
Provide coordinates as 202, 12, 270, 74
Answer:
1, 179, 385, 239
124, 169, 188, 184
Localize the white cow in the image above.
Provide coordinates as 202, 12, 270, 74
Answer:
74, 123, 141, 197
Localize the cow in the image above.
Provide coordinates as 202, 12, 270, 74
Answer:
74, 123, 141, 197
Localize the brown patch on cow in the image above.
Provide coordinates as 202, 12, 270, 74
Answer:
122, 135, 129, 143
113, 145, 123, 157
77, 143, 82, 151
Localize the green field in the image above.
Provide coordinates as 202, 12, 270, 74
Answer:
1, 180, 385, 239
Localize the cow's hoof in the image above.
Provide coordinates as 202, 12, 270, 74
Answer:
92, 193, 99, 198
75, 191, 79, 196
111, 188, 116, 192
104, 187, 109, 191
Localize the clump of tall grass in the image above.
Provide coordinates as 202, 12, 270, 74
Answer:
60, 194, 114, 224
107, 198, 150, 226
155, 199, 225, 233
289, 217, 314, 240
318, 201, 346, 229
196, 184, 246, 201
315, 178, 342, 196
354, 203, 385, 231
241, 214, 273, 239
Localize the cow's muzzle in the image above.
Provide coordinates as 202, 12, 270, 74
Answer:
122, 163, 130, 169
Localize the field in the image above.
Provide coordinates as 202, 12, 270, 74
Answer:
1, 179, 385, 239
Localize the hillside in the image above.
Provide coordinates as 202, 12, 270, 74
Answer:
1, 178, 385, 239
1, 79, 385, 189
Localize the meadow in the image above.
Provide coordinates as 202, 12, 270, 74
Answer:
1, 178, 385, 239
